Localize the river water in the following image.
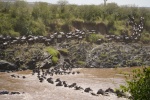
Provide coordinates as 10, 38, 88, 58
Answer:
0, 67, 139, 100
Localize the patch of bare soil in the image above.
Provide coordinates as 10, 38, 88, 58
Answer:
0, 67, 140, 100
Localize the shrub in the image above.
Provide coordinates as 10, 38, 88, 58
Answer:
87, 33, 104, 43
52, 56, 59, 65
76, 61, 86, 66
120, 67, 150, 100
45, 47, 59, 57
114, 21, 125, 35
29, 19, 46, 36
141, 32, 150, 44
145, 20, 150, 32
9, 30, 20, 37
45, 47, 60, 65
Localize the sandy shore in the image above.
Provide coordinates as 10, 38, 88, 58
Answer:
0, 68, 136, 100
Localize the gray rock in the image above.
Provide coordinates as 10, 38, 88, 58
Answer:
0, 60, 18, 70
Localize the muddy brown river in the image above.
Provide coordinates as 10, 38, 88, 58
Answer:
0, 67, 141, 100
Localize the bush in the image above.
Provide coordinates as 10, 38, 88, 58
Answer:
29, 19, 46, 36
145, 20, 150, 32
52, 56, 59, 65
87, 33, 104, 43
9, 30, 20, 37
141, 32, 150, 44
45, 47, 59, 57
76, 61, 86, 66
45, 47, 60, 65
120, 67, 150, 100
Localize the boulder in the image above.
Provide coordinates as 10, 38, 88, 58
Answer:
0, 60, 18, 71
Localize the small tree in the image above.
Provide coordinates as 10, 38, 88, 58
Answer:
57, 0, 68, 13
57, 0, 68, 6
120, 67, 150, 100
104, 0, 107, 6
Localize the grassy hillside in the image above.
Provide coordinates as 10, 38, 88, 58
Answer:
0, 1, 150, 42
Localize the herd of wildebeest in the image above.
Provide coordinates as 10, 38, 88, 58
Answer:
0, 16, 145, 49
0, 65, 128, 98
0, 16, 145, 99
31, 67, 127, 97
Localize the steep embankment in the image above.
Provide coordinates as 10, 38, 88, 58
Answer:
49, 21, 108, 34
0, 41, 150, 71
0, 44, 51, 70
72, 21, 107, 34
86, 43, 150, 68
68, 42, 150, 68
